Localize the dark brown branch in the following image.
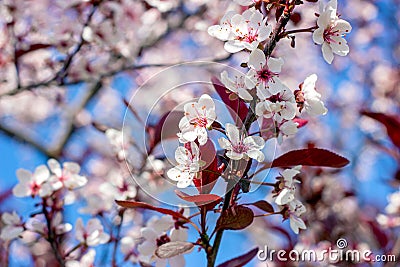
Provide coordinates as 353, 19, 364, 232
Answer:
56, 4, 98, 84
42, 203, 65, 266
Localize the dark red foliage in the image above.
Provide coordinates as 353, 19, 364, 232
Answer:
211, 77, 249, 123
216, 205, 254, 231
271, 148, 350, 168
361, 111, 400, 149
216, 247, 258, 267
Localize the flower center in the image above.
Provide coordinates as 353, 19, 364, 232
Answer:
232, 142, 249, 154
257, 67, 277, 83
191, 117, 208, 128
30, 182, 41, 194
236, 26, 259, 43
323, 26, 339, 44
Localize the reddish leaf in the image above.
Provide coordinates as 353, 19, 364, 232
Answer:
175, 190, 221, 204
361, 111, 400, 149
115, 200, 190, 223
217, 205, 254, 231
245, 200, 274, 213
271, 148, 349, 168
211, 77, 248, 123
175, 190, 221, 211
194, 140, 221, 193
293, 118, 308, 128
148, 111, 183, 150
217, 247, 258, 267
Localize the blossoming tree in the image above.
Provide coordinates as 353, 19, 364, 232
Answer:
0, 0, 399, 266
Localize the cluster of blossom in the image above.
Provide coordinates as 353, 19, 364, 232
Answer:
377, 188, 400, 228
137, 214, 191, 266
0, 159, 112, 265
12, 159, 87, 198
166, 0, 348, 236
273, 166, 307, 234
208, 3, 330, 143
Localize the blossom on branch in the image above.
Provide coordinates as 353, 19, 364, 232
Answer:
208, 8, 271, 53
277, 120, 299, 144
275, 166, 301, 205
138, 215, 191, 267
296, 74, 328, 116
218, 123, 265, 162
255, 81, 297, 123
312, 0, 352, 64
66, 249, 96, 267
12, 166, 53, 198
288, 199, 307, 234
245, 49, 284, 92
0, 212, 24, 241
177, 94, 216, 146
167, 142, 204, 188
75, 218, 110, 247
47, 159, 87, 191
221, 71, 253, 101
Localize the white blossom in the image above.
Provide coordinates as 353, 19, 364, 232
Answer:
312, 0, 352, 64
385, 189, 400, 214
377, 214, 400, 228
245, 49, 284, 92
66, 249, 96, 267
47, 159, 87, 191
105, 128, 130, 160
256, 81, 297, 123
75, 218, 110, 247
218, 123, 265, 162
220, 71, 253, 101
233, 0, 260, 6
178, 94, 216, 145
299, 74, 328, 116
288, 199, 307, 234
167, 142, 204, 188
275, 166, 301, 205
277, 120, 299, 144
27, 212, 71, 236
138, 216, 190, 267
208, 8, 271, 53
0, 212, 24, 241
12, 166, 53, 198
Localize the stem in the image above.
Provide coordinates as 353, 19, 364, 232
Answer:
263, 1, 295, 57
207, 179, 235, 267
280, 25, 318, 38
42, 202, 65, 266
249, 181, 276, 186
112, 210, 125, 267
254, 212, 281, 218
64, 243, 82, 258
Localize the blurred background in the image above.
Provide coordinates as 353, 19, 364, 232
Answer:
0, 0, 399, 266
